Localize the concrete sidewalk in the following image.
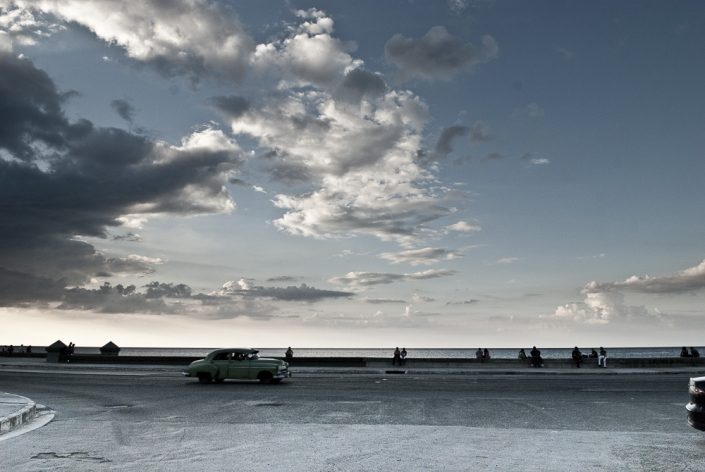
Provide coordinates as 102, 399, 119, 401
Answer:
0, 392, 36, 436
2, 356, 705, 377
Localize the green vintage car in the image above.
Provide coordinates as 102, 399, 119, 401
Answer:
183, 348, 291, 384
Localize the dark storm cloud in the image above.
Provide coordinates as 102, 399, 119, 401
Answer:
0, 267, 65, 306
110, 99, 135, 123
384, 26, 498, 81
222, 282, 354, 302
435, 125, 469, 157
0, 53, 241, 307
266, 276, 300, 283
144, 282, 193, 299
210, 95, 250, 118
336, 68, 387, 104
59, 282, 172, 314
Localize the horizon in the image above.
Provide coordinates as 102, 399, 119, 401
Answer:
1, 0, 704, 348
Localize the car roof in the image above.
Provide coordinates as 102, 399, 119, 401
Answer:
208, 348, 258, 356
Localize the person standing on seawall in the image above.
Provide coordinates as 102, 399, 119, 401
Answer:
400, 347, 407, 365
598, 347, 607, 367
571, 346, 582, 368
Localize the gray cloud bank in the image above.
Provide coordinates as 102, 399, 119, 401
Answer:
0, 52, 241, 307
385, 26, 498, 81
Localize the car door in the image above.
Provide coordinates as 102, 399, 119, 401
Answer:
211, 352, 230, 379
227, 352, 250, 379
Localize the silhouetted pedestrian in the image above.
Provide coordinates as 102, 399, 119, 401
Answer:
393, 347, 401, 366
530, 346, 542, 367
681, 346, 691, 357
598, 347, 607, 367
475, 348, 483, 359
285, 347, 293, 361
483, 348, 491, 360
692, 347, 700, 358
400, 347, 407, 365
572, 346, 582, 367
518, 348, 527, 360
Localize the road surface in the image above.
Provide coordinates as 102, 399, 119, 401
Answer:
1, 369, 704, 471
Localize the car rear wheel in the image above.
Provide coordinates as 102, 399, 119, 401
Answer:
198, 373, 212, 384
258, 371, 273, 383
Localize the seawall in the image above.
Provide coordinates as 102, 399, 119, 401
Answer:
9, 353, 705, 369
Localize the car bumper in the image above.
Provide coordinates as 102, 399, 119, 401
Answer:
275, 370, 292, 379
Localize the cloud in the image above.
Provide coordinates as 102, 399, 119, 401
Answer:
549, 288, 651, 325
363, 297, 406, 304
545, 260, 705, 325
216, 279, 353, 302
384, 26, 498, 81
434, 125, 469, 158
266, 276, 299, 283
0, 3, 64, 47
589, 259, 705, 295
0, 53, 242, 306
329, 269, 456, 288
446, 299, 479, 305
229, 12, 459, 247
379, 247, 463, 266
210, 95, 250, 119
110, 99, 135, 124
9, 0, 255, 83
250, 8, 359, 88
144, 281, 192, 299
445, 221, 481, 233
336, 67, 387, 104
493, 257, 519, 265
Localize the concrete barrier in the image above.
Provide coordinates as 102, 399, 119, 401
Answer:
57, 355, 705, 369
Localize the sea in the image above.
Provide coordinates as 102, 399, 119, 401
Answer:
54, 346, 699, 359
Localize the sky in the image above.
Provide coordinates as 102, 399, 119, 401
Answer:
0, 0, 704, 349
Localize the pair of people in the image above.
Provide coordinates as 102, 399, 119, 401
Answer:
475, 348, 490, 360
681, 347, 700, 358
392, 347, 407, 365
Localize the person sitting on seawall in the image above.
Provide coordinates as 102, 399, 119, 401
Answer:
681, 346, 691, 357
475, 348, 483, 360
571, 346, 582, 368
392, 347, 402, 366
530, 346, 543, 367
589, 349, 598, 359
483, 348, 491, 360
691, 347, 700, 358
518, 348, 527, 360
598, 346, 607, 367
400, 347, 407, 365
285, 347, 293, 362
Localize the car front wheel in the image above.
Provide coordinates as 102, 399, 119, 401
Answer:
198, 373, 212, 384
257, 371, 273, 383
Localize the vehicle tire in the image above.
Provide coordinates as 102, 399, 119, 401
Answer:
272, 379, 282, 384
198, 373, 212, 384
257, 371, 273, 384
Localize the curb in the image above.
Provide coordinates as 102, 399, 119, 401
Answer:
0, 393, 37, 436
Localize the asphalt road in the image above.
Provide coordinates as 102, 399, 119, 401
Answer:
2, 370, 705, 471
